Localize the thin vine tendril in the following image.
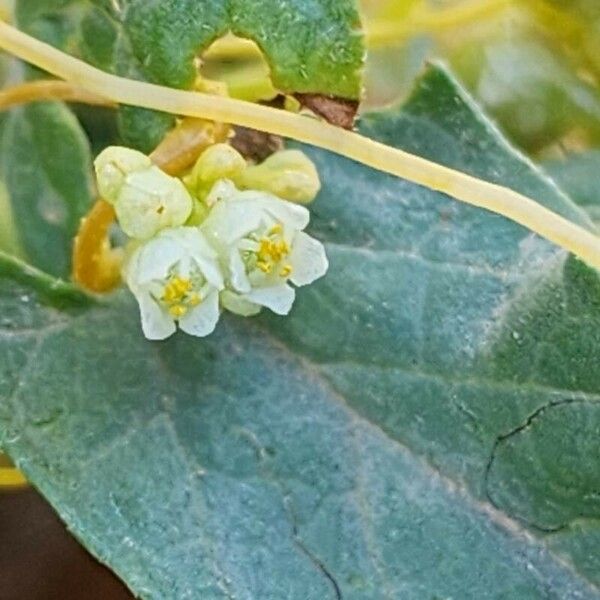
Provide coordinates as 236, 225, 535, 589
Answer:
0, 79, 114, 110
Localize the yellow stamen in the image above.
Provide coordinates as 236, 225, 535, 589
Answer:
258, 238, 289, 264
280, 264, 293, 278
172, 276, 192, 294
162, 276, 193, 303
258, 238, 271, 254
257, 261, 272, 273
169, 304, 188, 318
162, 284, 176, 302
258, 239, 272, 263
274, 240, 289, 260
270, 223, 283, 235
189, 292, 202, 306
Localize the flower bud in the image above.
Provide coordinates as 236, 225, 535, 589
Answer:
115, 167, 193, 240
94, 146, 152, 203
185, 144, 246, 199
235, 150, 320, 204
95, 146, 193, 240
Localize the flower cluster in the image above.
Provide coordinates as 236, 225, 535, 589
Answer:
94, 144, 328, 340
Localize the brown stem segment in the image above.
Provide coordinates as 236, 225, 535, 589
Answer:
150, 118, 230, 175
72, 118, 230, 293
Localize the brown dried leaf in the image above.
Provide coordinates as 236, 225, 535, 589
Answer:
294, 93, 359, 129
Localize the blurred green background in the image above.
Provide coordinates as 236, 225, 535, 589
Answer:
361, 0, 600, 158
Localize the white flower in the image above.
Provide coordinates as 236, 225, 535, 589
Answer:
124, 227, 224, 340
95, 146, 193, 240
201, 184, 328, 316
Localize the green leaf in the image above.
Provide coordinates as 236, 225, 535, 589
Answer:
2, 65, 600, 598
0, 179, 26, 259
544, 151, 600, 226
0, 100, 94, 278
16, 0, 365, 150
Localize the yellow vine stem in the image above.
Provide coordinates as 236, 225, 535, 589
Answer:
0, 467, 27, 487
0, 79, 115, 110
1, 22, 600, 270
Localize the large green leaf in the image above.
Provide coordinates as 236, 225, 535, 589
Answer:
16, 0, 364, 150
544, 151, 600, 226
2, 65, 600, 598
0, 100, 94, 278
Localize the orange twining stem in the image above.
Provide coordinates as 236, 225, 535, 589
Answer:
72, 118, 230, 293
72, 199, 121, 293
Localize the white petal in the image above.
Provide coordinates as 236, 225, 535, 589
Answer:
237, 238, 259, 252
133, 235, 186, 283
194, 256, 224, 290
179, 289, 220, 337
170, 228, 224, 289
160, 226, 212, 256
204, 178, 238, 207
289, 232, 329, 286
115, 184, 162, 240
257, 196, 310, 230
136, 291, 176, 340
220, 290, 261, 316
228, 189, 310, 229
131, 227, 223, 289
244, 284, 295, 315
167, 177, 195, 226
123, 243, 142, 287
229, 249, 251, 293
202, 199, 264, 245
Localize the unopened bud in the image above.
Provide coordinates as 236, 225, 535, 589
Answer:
185, 144, 246, 199
95, 146, 193, 240
94, 146, 152, 203
236, 150, 320, 204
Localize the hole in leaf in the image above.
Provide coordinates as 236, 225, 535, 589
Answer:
199, 35, 278, 103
